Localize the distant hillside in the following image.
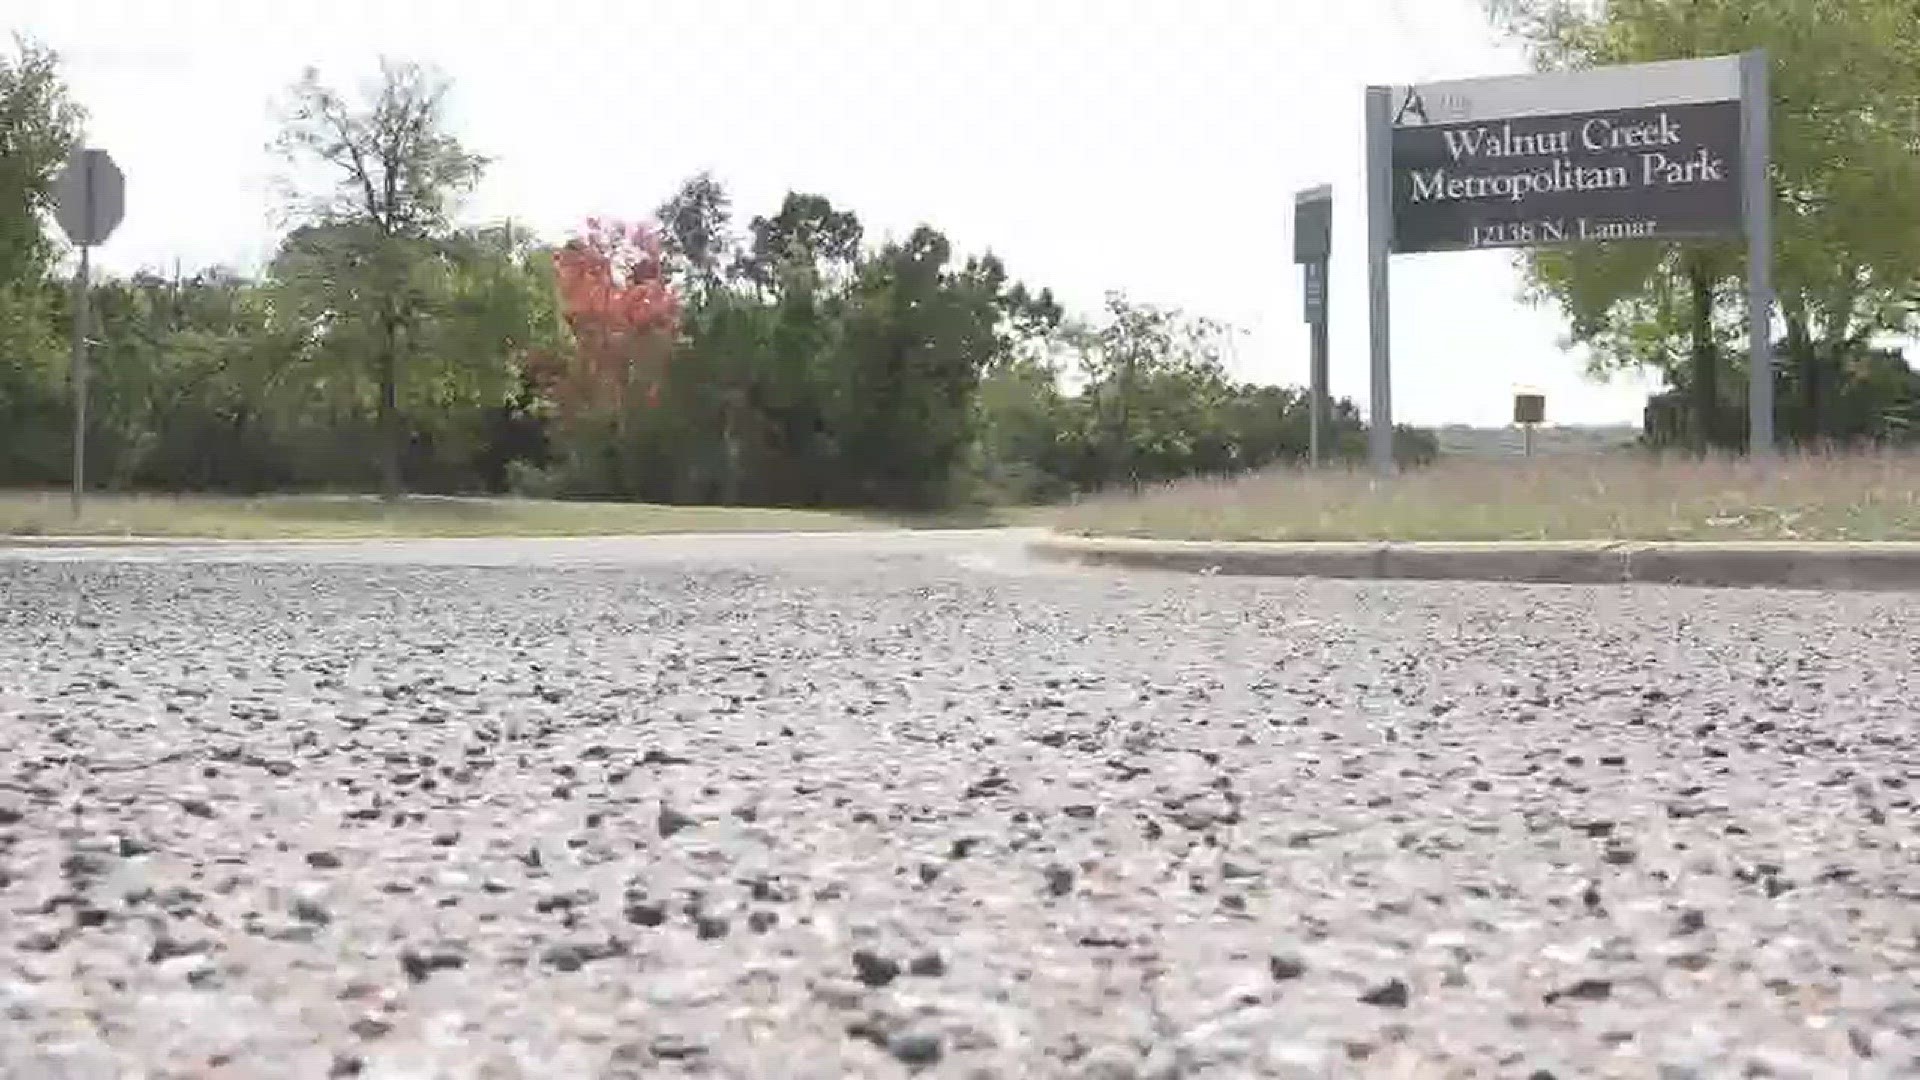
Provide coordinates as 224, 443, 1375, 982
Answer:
1435, 424, 1642, 458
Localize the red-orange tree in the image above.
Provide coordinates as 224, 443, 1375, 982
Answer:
539, 218, 681, 421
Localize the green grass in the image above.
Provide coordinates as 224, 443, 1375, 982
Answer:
1055, 450, 1920, 543
0, 491, 1034, 540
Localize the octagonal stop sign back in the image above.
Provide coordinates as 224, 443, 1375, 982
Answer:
54, 149, 125, 248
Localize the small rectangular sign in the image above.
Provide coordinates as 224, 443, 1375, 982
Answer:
1513, 393, 1545, 425
1388, 55, 1744, 254
1302, 260, 1326, 323
1294, 186, 1332, 263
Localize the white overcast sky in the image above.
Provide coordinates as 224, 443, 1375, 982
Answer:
11, 0, 1659, 427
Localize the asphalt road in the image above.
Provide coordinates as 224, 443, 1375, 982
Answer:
2, 531, 1917, 1078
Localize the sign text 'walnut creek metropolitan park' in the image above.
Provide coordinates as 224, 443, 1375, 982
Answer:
1389, 58, 1745, 254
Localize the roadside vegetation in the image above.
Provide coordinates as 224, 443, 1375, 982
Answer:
0, 491, 1031, 540
1057, 450, 1920, 543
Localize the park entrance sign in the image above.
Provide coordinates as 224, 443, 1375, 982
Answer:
1390, 55, 1744, 253
1354, 52, 1772, 474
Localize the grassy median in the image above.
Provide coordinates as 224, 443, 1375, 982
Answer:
1055, 449, 1920, 543
0, 491, 1022, 540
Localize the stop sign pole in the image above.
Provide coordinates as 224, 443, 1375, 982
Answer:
53, 148, 125, 518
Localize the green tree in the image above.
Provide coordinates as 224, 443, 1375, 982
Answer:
0, 36, 82, 288
0, 37, 85, 483
1488, 0, 1920, 448
1068, 293, 1240, 484
738, 192, 864, 293
826, 230, 1028, 506
273, 59, 487, 497
656, 171, 733, 297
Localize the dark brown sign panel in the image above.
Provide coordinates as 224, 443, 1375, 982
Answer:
1392, 100, 1742, 253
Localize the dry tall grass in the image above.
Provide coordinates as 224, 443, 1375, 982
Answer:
1055, 450, 1920, 542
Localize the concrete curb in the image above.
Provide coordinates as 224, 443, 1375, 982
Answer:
1029, 534, 1920, 591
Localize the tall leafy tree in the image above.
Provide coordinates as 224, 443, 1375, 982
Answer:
273, 59, 486, 497
0, 36, 83, 287
656, 172, 734, 296
0, 37, 85, 481
1487, 0, 1920, 448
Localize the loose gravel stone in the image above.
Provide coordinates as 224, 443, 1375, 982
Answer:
852, 949, 901, 988
2, 532, 1916, 1077
887, 1030, 944, 1066
1268, 954, 1307, 982
1358, 978, 1411, 1008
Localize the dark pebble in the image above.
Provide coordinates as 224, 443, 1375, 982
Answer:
535, 891, 587, 914
348, 1017, 392, 1041
625, 899, 672, 926
657, 804, 698, 838
61, 852, 107, 880
292, 897, 333, 925
852, 948, 901, 988
306, 851, 343, 870
179, 798, 216, 819
148, 937, 206, 963
1545, 978, 1613, 1004
908, 951, 947, 977
117, 836, 153, 858
542, 939, 625, 971
888, 1031, 943, 1066
1358, 978, 1410, 1008
651, 1034, 706, 1061
1675, 908, 1707, 936
625, 901, 667, 927
1044, 864, 1075, 898
1269, 954, 1307, 981
694, 915, 729, 940
748, 910, 779, 934
328, 1054, 365, 1077
400, 948, 466, 983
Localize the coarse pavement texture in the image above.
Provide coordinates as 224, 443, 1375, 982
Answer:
2, 530, 1917, 1079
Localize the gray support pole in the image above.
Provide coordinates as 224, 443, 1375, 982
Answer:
71, 243, 90, 519
1364, 86, 1395, 476
1742, 49, 1774, 454
1309, 271, 1330, 467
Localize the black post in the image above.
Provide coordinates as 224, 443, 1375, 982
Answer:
1294, 186, 1333, 467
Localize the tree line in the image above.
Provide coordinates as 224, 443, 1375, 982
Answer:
0, 45, 1432, 509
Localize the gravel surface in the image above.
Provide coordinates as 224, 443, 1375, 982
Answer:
2, 533, 1918, 1078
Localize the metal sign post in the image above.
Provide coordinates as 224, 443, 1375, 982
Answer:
1741, 50, 1774, 453
53, 148, 126, 518
1364, 52, 1771, 462
1364, 87, 1395, 476
1293, 185, 1333, 467
1513, 391, 1545, 457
